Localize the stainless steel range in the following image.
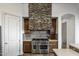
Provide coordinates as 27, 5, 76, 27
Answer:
31, 31, 50, 53
32, 38, 49, 53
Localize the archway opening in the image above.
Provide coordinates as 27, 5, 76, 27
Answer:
61, 14, 75, 48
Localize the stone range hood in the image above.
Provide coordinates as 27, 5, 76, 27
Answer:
29, 3, 52, 30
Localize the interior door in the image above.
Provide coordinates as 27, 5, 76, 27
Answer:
3, 13, 20, 56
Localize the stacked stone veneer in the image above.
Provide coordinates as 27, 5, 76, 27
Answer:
29, 3, 52, 30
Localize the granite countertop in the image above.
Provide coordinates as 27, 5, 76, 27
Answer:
53, 49, 79, 56
23, 40, 31, 41
49, 40, 58, 42
69, 43, 79, 49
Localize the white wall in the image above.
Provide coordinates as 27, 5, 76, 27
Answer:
75, 15, 79, 44
52, 3, 79, 17
67, 17, 75, 45
0, 3, 24, 25
0, 3, 23, 16
22, 3, 28, 17
52, 3, 79, 49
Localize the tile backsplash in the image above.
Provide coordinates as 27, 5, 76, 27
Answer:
31, 31, 49, 39
24, 31, 49, 41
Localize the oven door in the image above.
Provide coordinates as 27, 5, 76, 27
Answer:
40, 45, 48, 49
40, 45, 48, 53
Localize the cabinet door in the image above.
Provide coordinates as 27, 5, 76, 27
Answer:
49, 41, 58, 52
50, 17, 57, 40
52, 18, 56, 34
23, 41, 31, 53
24, 17, 30, 34
24, 18, 29, 30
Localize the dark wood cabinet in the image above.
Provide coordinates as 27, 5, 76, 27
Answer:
52, 18, 56, 34
23, 17, 30, 34
49, 17, 58, 52
50, 17, 57, 40
49, 41, 58, 53
23, 41, 31, 53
